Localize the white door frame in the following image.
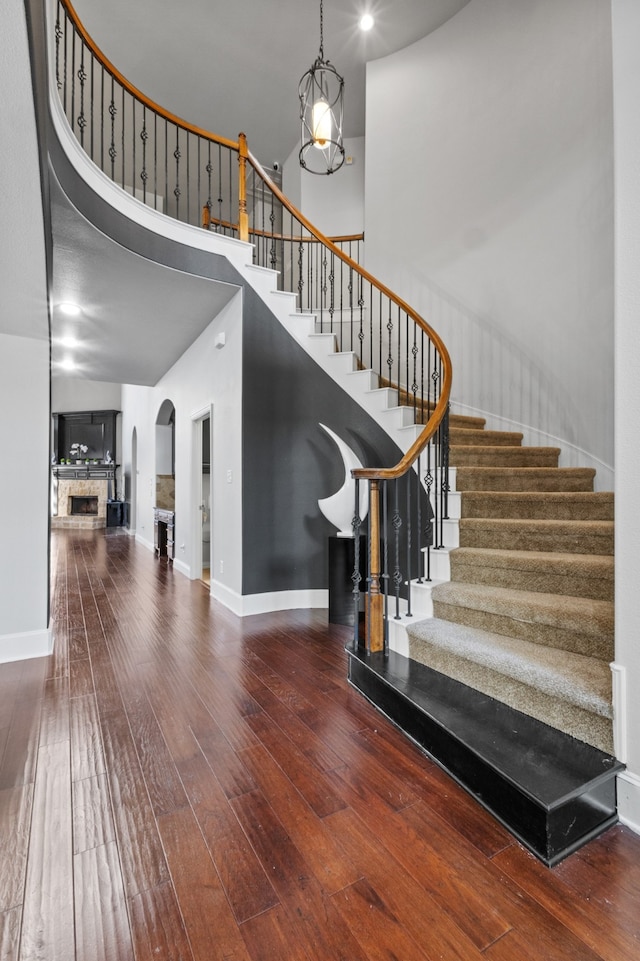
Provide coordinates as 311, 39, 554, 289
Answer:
191, 405, 213, 584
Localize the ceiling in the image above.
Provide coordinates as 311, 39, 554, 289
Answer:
49, 0, 472, 385
50, 178, 239, 386
71, 0, 471, 167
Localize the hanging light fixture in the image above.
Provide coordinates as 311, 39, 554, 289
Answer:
299, 0, 345, 175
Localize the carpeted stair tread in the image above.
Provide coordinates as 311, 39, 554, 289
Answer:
450, 547, 614, 601
431, 581, 613, 659
459, 517, 614, 554
453, 466, 596, 492
406, 618, 613, 753
407, 618, 612, 717
460, 491, 614, 521
450, 446, 560, 468
449, 428, 523, 447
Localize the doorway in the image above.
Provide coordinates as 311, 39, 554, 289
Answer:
192, 407, 212, 587
201, 415, 211, 586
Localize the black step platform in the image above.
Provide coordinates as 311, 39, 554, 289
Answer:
347, 644, 624, 865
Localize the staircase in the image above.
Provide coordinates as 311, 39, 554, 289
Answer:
347, 414, 623, 866
409, 415, 615, 755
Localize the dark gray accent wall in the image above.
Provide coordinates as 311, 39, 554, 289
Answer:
241, 287, 412, 594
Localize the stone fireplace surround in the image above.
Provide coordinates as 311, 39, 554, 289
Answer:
51, 465, 116, 530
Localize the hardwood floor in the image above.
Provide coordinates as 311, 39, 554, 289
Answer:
1, 529, 639, 961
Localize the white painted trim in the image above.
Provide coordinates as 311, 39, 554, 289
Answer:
135, 532, 155, 554
450, 401, 614, 490
173, 558, 191, 578
611, 662, 627, 763
210, 580, 327, 617
0, 624, 53, 663
617, 770, 640, 837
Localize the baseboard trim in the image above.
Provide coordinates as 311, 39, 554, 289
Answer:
0, 623, 53, 663
618, 770, 640, 837
173, 558, 190, 578
210, 581, 328, 617
135, 533, 155, 554
450, 401, 614, 490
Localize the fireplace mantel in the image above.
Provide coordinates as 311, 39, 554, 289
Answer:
52, 464, 116, 481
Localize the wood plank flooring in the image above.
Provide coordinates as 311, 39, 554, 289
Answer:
1, 528, 639, 961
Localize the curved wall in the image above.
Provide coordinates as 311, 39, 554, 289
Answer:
365, 0, 614, 479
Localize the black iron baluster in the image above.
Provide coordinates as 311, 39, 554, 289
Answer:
121, 85, 125, 189
70, 22, 76, 136
197, 137, 201, 225
174, 125, 181, 220
386, 305, 394, 387
382, 479, 389, 656
205, 142, 213, 229
100, 66, 104, 173
77, 46, 87, 147
55, 4, 62, 92
297, 236, 304, 311
424, 443, 434, 582
109, 76, 116, 181
392, 480, 402, 620
89, 53, 95, 163
186, 132, 190, 222
140, 105, 148, 206
352, 480, 362, 650
405, 472, 413, 618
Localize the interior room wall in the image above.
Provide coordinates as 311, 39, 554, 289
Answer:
0, 333, 50, 660
364, 0, 614, 476
283, 136, 365, 238
51, 376, 121, 412
612, 0, 640, 834
121, 292, 244, 594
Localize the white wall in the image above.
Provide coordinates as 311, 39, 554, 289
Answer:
121, 292, 243, 597
0, 334, 51, 660
52, 376, 121, 413
612, 0, 640, 833
364, 0, 614, 478
0, 0, 51, 662
283, 136, 365, 238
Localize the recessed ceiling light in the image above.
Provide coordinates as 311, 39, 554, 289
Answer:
359, 13, 374, 31
60, 357, 77, 370
59, 335, 79, 348
58, 302, 82, 316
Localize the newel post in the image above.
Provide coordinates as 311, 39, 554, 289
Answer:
238, 132, 249, 243
367, 480, 385, 653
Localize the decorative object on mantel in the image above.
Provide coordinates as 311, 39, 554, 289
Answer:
70, 442, 88, 463
317, 423, 368, 536
105, 450, 113, 464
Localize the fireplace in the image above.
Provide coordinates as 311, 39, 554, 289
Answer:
70, 495, 99, 516
51, 472, 111, 530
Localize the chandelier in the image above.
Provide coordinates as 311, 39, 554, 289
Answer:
298, 0, 345, 175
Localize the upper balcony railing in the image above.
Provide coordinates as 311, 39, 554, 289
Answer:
53, 0, 452, 655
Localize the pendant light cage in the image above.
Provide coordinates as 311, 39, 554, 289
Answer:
298, 1, 345, 175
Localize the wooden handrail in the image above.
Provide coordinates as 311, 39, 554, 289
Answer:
202, 205, 364, 246
59, 0, 239, 152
